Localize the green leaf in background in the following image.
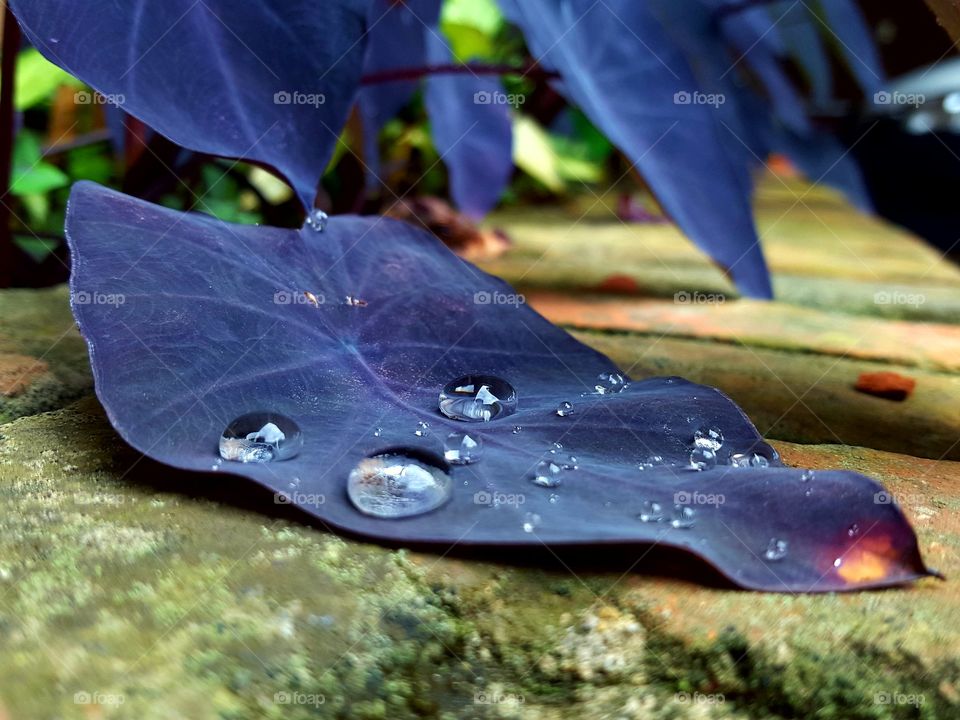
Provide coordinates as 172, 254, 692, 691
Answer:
512, 115, 566, 192
441, 0, 503, 35
13, 234, 60, 263
13, 48, 83, 110
248, 166, 293, 205
10, 131, 69, 196
441, 0, 503, 60
67, 145, 115, 185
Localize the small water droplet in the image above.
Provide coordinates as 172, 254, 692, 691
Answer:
532, 460, 563, 488
414, 421, 430, 437
347, 452, 452, 518
512, 425, 522, 434
800, 469, 815, 482
639, 454, 665, 471
439, 375, 518, 422
556, 401, 574, 417
548, 493, 559, 504
638, 500, 665, 523
847, 523, 860, 537
693, 426, 724, 451
594, 371, 628, 394
304, 208, 328, 232
373, 427, 383, 437
730, 452, 769, 468
670, 505, 696, 529
443, 431, 483, 465
219, 412, 302, 463
833, 557, 843, 568
523, 512, 541, 533
764, 538, 789, 561
345, 295, 368, 307
689, 447, 717, 471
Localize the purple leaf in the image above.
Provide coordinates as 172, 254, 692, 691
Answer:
424, 33, 513, 219
9, 0, 371, 210
498, 0, 773, 298
818, 0, 886, 97
358, 0, 442, 187
65, 181, 932, 592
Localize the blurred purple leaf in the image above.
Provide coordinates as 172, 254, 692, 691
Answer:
424, 33, 513, 219
498, 0, 772, 298
65, 181, 931, 592
10, 0, 371, 210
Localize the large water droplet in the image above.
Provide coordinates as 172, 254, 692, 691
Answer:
693, 426, 723, 451
764, 538, 788, 561
689, 447, 717, 471
556, 401, 574, 417
594, 371, 628, 394
305, 209, 328, 232
219, 412, 302, 463
444, 431, 483, 465
347, 452, 452, 518
438, 375, 517, 422
532, 459, 563, 488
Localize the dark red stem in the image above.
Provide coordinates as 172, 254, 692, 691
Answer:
0, 3, 20, 288
360, 62, 559, 85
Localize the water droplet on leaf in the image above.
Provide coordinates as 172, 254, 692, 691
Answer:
764, 538, 789, 561
670, 505, 696, 529
693, 426, 723, 451
304, 209, 328, 232
689, 447, 717, 471
594, 371, 628, 394
414, 421, 430, 437
347, 452, 452, 518
523, 512, 541, 533
219, 412, 302, 463
556, 401, 574, 417
532, 459, 563, 488
443, 431, 483, 465
438, 375, 518, 422
638, 500, 664, 523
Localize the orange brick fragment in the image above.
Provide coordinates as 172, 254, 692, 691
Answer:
854, 371, 916, 401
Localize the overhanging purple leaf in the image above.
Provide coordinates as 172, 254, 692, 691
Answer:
498, 0, 773, 298
65, 181, 931, 592
424, 33, 513, 219
9, 0, 371, 210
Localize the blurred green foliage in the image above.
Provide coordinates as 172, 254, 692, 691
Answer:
9, 1, 615, 266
